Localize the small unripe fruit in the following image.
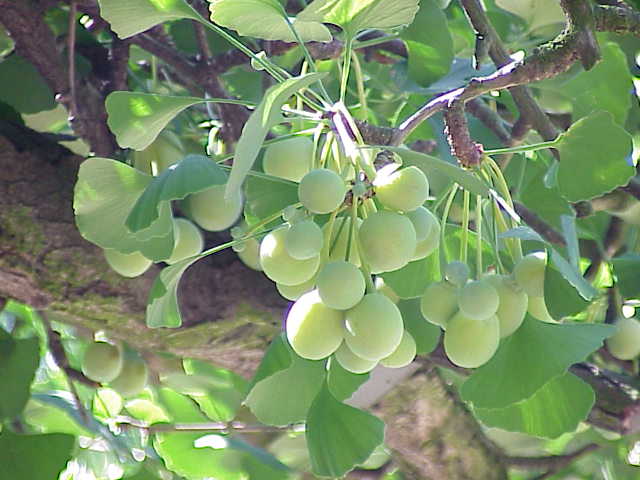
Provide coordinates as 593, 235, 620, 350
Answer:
527, 295, 554, 323
285, 220, 323, 260
380, 331, 416, 368
109, 355, 148, 397
317, 261, 366, 310
359, 211, 417, 273
104, 249, 152, 278
485, 275, 528, 338
457, 279, 500, 321
514, 252, 546, 297
133, 131, 183, 175
374, 166, 429, 212
260, 227, 320, 286
263, 137, 313, 182
412, 209, 440, 261
82, 342, 123, 383
444, 312, 500, 368
420, 281, 458, 328
286, 290, 345, 360
187, 184, 243, 232
334, 342, 378, 374
606, 317, 640, 360
375, 277, 399, 304
276, 278, 316, 301
344, 293, 404, 361
237, 237, 262, 271
324, 216, 362, 266
444, 261, 470, 287
166, 218, 204, 264
405, 206, 436, 241
298, 168, 346, 214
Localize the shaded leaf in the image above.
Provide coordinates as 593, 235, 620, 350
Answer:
327, 357, 369, 401
495, 0, 563, 33
461, 317, 613, 409
549, 248, 598, 301
0, 330, 39, 419
306, 384, 384, 478
398, 298, 441, 355
381, 255, 439, 299
0, 54, 55, 114
544, 262, 589, 319
249, 334, 293, 390
557, 111, 634, 202
0, 431, 75, 480
612, 254, 640, 299
244, 175, 299, 222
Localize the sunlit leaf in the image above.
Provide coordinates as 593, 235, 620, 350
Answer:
495, 0, 564, 33
327, 358, 369, 401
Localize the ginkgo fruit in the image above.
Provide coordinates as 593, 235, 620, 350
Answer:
527, 295, 554, 323
412, 209, 440, 261
262, 136, 313, 182
380, 331, 416, 368
375, 277, 399, 304
444, 261, 470, 287
606, 317, 640, 360
444, 312, 500, 368
104, 249, 152, 278
237, 237, 262, 271
187, 184, 243, 231
166, 218, 204, 264
286, 290, 345, 360
276, 278, 315, 301
359, 211, 416, 273
82, 342, 123, 383
374, 166, 429, 212
420, 281, 458, 328
334, 342, 378, 374
514, 251, 546, 297
285, 220, 323, 260
457, 279, 500, 321
260, 226, 320, 286
344, 293, 404, 361
405, 206, 436, 241
133, 131, 183, 175
298, 168, 346, 214
324, 216, 362, 266
109, 355, 148, 397
485, 274, 528, 337
316, 261, 366, 310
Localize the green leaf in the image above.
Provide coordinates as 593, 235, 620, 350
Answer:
495, 0, 564, 33
244, 352, 326, 426
157, 387, 209, 422
401, 0, 453, 87
106, 92, 206, 150
0, 330, 40, 419
612, 254, 640, 299
146, 256, 200, 328
225, 72, 326, 200
460, 317, 613, 409
0, 431, 75, 479
381, 255, 439, 299
98, 0, 201, 39
398, 298, 441, 355
306, 384, 384, 478
544, 262, 590, 319
549, 248, 597, 301
209, 0, 332, 42
327, 358, 369, 401
127, 155, 227, 232
249, 334, 293, 389
299, 0, 419, 37
74, 158, 175, 261
0, 55, 55, 114
473, 373, 594, 438
383, 147, 489, 196
557, 111, 634, 202
244, 175, 299, 222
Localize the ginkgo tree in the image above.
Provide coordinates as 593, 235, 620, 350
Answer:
1, 0, 640, 479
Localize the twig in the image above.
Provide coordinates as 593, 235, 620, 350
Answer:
466, 98, 512, 145
67, 0, 78, 117
444, 100, 484, 166
116, 417, 298, 434
513, 202, 567, 246
506, 443, 600, 479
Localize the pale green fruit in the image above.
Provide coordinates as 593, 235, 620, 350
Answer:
260, 227, 320, 285
276, 278, 316, 301
457, 279, 500, 321
187, 184, 243, 231
324, 216, 362, 266
358, 444, 391, 470
514, 252, 546, 297
166, 218, 204, 264
412, 210, 440, 261
298, 168, 346, 214
104, 249, 152, 278
444, 313, 500, 368
405, 206, 436, 241
527, 295, 554, 323
344, 293, 404, 361
359, 211, 417, 273
109, 355, 148, 397
285, 220, 323, 260
263, 137, 313, 182
380, 331, 416, 368
133, 131, 183, 175
286, 290, 345, 360
237, 237, 262, 271
82, 342, 123, 383
317, 261, 366, 310
375, 277, 399, 304
334, 342, 378, 374
374, 166, 429, 212
485, 275, 528, 338
444, 261, 470, 287
606, 317, 640, 360
420, 281, 458, 328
